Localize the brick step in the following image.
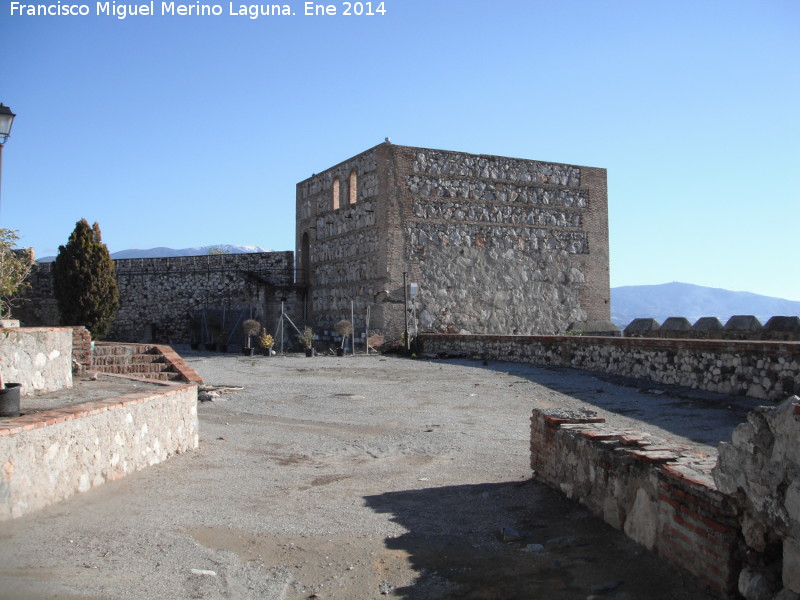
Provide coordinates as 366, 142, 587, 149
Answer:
92, 354, 166, 367
125, 372, 184, 382
87, 342, 200, 384
94, 364, 175, 375
93, 343, 155, 356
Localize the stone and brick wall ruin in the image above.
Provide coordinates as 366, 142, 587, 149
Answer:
423, 332, 800, 597
530, 396, 800, 599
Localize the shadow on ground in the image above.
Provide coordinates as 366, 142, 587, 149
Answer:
364, 479, 715, 600
441, 358, 761, 447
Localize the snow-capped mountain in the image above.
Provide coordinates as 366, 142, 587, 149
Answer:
38, 245, 271, 262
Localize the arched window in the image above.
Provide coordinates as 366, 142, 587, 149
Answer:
332, 178, 340, 210
349, 170, 357, 205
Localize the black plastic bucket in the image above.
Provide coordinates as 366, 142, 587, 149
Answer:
0, 383, 21, 418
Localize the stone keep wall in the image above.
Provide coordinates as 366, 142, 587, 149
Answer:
399, 147, 610, 335
297, 142, 611, 341
419, 334, 800, 401
18, 252, 295, 343
296, 147, 385, 336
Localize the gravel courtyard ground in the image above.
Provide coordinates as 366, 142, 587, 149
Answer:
0, 353, 759, 600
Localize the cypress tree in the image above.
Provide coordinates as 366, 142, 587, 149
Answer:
52, 219, 120, 339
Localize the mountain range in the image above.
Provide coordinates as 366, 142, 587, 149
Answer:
611, 282, 800, 327
38, 244, 270, 262
38, 247, 800, 326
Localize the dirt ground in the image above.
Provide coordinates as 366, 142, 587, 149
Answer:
0, 353, 756, 600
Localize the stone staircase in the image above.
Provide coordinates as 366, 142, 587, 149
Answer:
91, 343, 185, 382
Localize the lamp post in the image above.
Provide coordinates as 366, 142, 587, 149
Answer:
0, 103, 17, 221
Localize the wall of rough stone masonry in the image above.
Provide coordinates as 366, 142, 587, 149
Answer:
297, 142, 611, 342
713, 396, 800, 599
400, 146, 610, 336
17, 252, 296, 345
0, 327, 73, 396
419, 334, 800, 401
530, 409, 741, 596
296, 146, 386, 339
0, 383, 198, 521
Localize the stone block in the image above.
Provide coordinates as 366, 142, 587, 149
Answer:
724, 315, 763, 339
660, 317, 693, 339
784, 537, 800, 594
623, 487, 658, 550
567, 320, 621, 337
623, 318, 661, 337
661, 317, 692, 331
763, 316, 800, 341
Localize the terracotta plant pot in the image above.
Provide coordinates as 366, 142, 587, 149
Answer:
0, 383, 22, 418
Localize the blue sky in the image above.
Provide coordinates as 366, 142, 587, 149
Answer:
1, 0, 798, 299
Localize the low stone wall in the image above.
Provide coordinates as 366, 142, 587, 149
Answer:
530, 409, 740, 595
418, 334, 800, 401
0, 327, 73, 395
0, 383, 199, 520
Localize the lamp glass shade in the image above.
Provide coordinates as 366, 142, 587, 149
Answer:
0, 105, 16, 141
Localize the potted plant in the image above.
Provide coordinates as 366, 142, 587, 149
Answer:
187, 315, 202, 350
242, 319, 260, 356
204, 315, 220, 352
0, 356, 21, 418
334, 319, 352, 357
215, 327, 229, 353
258, 328, 275, 356
299, 326, 315, 357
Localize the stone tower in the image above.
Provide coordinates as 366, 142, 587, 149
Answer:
296, 142, 610, 341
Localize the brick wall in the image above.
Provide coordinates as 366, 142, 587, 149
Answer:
72, 327, 92, 373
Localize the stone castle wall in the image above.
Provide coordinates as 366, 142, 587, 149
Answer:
297, 143, 610, 341
17, 252, 296, 344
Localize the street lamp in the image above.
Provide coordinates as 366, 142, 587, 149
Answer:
0, 103, 16, 220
